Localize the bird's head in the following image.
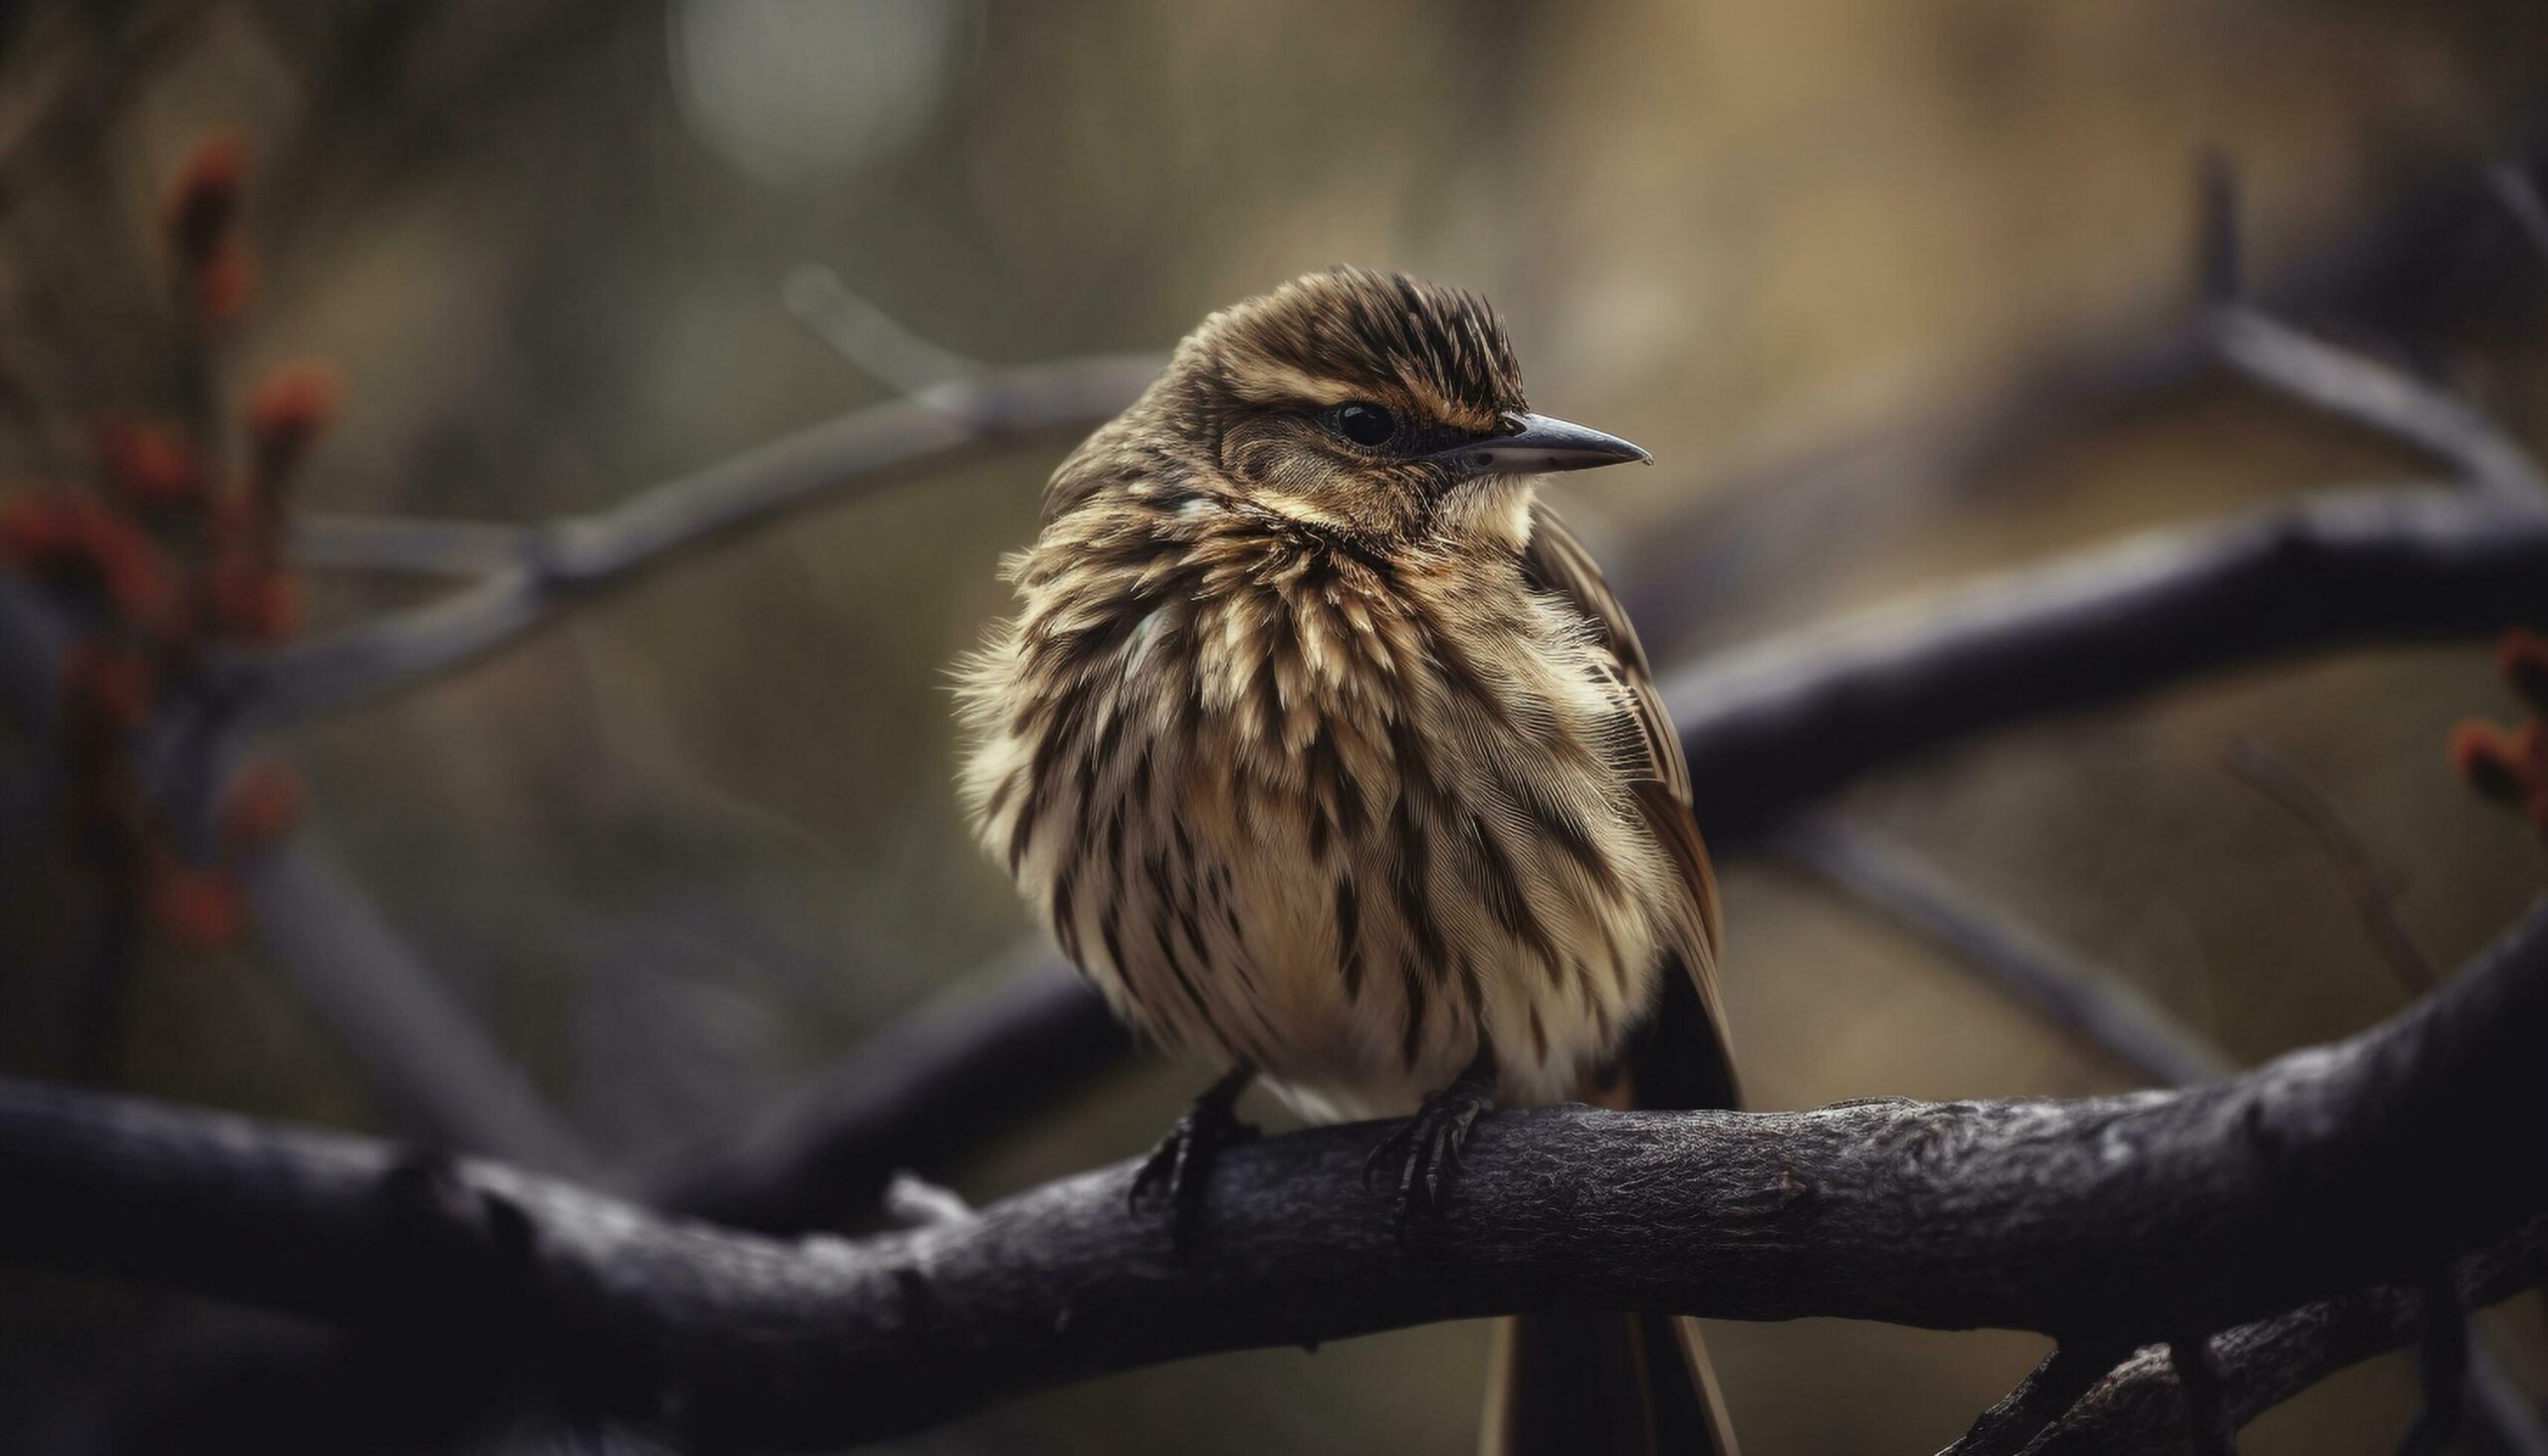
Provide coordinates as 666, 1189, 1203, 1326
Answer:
1068, 268, 1648, 550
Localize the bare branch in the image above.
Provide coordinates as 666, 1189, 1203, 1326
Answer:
3, 900, 2543, 1450
2489, 162, 2548, 272
882, 1171, 975, 1229
241, 834, 598, 1178
1666, 488, 2548, 842
289, 513, 533, 578
1777, 816, 2228, 1085
781, 266, 984, 398
223, 347, 1165, 722
2208, 308, 2548, 508
2224, 735, 2438, 992
2030, 1233, 2548, 1456
640, 947, 1125, 1231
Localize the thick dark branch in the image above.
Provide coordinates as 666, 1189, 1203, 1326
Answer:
3, 902, 2542, 1450
225, 350, 1164, 721
1665, 488, 2548, 841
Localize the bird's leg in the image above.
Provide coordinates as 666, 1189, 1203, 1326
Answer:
1128, 1063, 1258, 1251
1366, 1043, 1498, 1231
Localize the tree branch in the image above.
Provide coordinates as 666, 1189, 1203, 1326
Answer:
1776, 816, 2230, 1086
223, 349, 1164, 721
3, 900, 2542, 1450
1664, 488, 2548, 842
2208, 309, 2548, 509
288, 513, 532, 578
2224, 735, 2438, 992
2030, 1231, 2548, 1456
240, 833, 600, 1178
1786, 817, 2548, 1456
639, 947, 1127, 1231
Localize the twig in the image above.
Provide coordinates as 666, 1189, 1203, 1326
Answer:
288, 513, 533, 578
2224, 735, 2438, 992
222, 348, 1164, 722
2199, 159, 2548, 510
1664, 487, 2548, 843
1777, 816, 2228, 1086
2, 900, 2543, 1449
641, 947, 1124, 1231
2489, 162, 2548, 271
240, 833, 598, 1177
881, 1171, 974, 1229
781, 266, 983, 398
2208, 308, 2548, 508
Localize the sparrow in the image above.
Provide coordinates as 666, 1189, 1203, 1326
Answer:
956, 267, 1739, 1454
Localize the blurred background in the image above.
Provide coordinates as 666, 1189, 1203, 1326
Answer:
3, 2, 2548, 1452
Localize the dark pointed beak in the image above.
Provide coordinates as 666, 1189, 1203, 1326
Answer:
1432, 411, 1652, 475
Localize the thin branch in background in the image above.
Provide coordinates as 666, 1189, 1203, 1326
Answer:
2224, 735, 2438, 993
2197, 159, 2548, 510
1665, 487, 2548, 844
288, 514, 532, 579
781, 265, 984, 399
2197, 148, 2243, 308
1775, 816, 2228, 1086
2489, 162, 2548, 271
221, 345, 1165, 722
2208, 308, 2548, 509
5, 898, 2546, 1450
240, 833, 598, 1178
642, 945, 1125, 1232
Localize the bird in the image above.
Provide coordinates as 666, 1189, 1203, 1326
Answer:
956, 267, 1740, 1455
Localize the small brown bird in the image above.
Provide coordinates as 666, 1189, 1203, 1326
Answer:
956, 268, 1739, 1454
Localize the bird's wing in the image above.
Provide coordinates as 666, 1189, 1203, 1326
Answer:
1521, 501, 1737, 1109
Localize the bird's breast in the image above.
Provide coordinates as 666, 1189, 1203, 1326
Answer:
957, 523, 1682, 1120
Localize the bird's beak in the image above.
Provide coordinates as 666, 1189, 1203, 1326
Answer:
1434, 412, 1652, 475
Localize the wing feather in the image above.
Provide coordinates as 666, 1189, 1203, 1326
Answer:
1522, 503, 1738, 1109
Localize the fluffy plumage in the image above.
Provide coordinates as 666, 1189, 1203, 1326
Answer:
957, 268, 1727, 1120
957, 267, 1740, 1456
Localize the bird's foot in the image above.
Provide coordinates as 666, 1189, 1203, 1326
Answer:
1129, 1066, 1257, 1253
1366, 1048, 1498, 1235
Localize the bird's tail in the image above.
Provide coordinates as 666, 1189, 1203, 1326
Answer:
1482, 956, 1743, 1455
1484, 1311, 1740, 1456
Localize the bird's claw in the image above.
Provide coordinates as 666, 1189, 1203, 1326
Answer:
1129, 1089, 1258, 1253
1366, 1070, 1495, 1236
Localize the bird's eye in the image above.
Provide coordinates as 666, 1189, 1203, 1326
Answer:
1331, 402, 1398, 448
